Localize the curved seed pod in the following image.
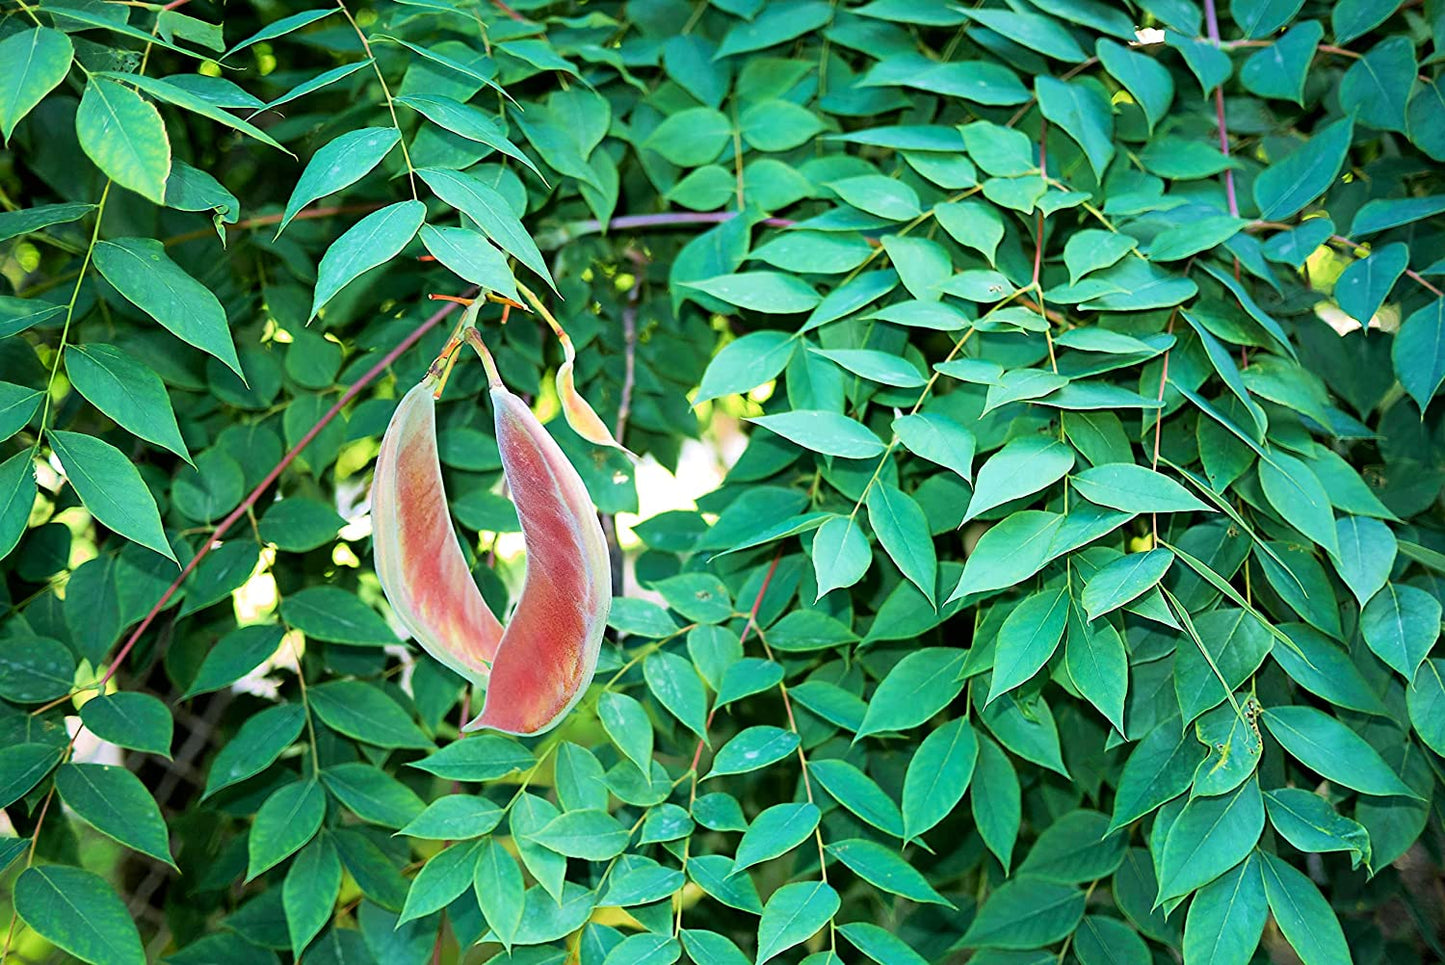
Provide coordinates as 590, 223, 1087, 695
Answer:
556, 356, 637, 459
515, 279, 636, 459
464, 330, 611, 736
372, 377, 503, 687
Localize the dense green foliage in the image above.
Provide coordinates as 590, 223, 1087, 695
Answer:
1, 0, 1444, 961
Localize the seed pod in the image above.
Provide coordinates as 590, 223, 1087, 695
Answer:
463, 330, 611, 735
372, 377, 503, 687
515, 280, 636, 459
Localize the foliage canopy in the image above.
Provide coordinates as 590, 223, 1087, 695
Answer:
0, 0, 1443, 962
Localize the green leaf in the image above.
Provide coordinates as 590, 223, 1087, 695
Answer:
93, 72, 291, 154
810, 515, 872, 598
684, 272, 820, 313
964, 437, 1074, 522
1082, 549, 1173, 620
1063, 229, 1137, 285
529, 809, 630, 860
473, 837, 524, 948
829, 175, 922, 220
79, 692, 172, 758
813, 348, 925, 388
278, 128, 399, 236
733, 802, 820, 874
644, 650, 710, 742
864, 484, 936, 606
644, 107, 732, 166
901, 717, 977, 840
0, 27, 73, 142
1332, 515, 1396, 607
1257, 451, 1339, 557
0, 635, 75, 703
248, 780, 326, 879
708, 726, 799, 778
419, 224, 518, 301
1157, 779, 1265, 901
1175, 608, 1272, 725
254, 60, 371, 115
309, 680, 433, 749
399, 795, 503, 841
1271, 624, 1390, 717
309, 200, 424, 320
1339, 36, 1414, 133
395, 94, 540, 178
1360, 582, 1440, 679
1036, 76, 1113, 179
417, 167, 556, 293
92, 237, 240, 377
0, 202, 92, 245
1240, 20, 1320, 104
598, 691, 654, 775
603, 934, 681, 965
687, 854, 762, 913
741, 99, 824, 152
749, 410, 885, 458
892, 412, 976, 481
1095, 39, 1173, 131
1072, 464, 1210, 514
960, 877, 1084, 949
1392, 297, 1445, 412
280, 586, 396, 645
756, 881, 840, 964
1264, 788, 1371, 869
49, 430, 175, 563
399, 840, 479, 924
951, 510, 1066, 601
55, 763, 175, 867
258, 498, 344, 553
1074, 917, 1149, 965
184, 623, 284, 698
857, 648, 964, 738
696, 331, 797, 404
958, 8, 1086, 60
1182, 852, 1267, 965
320, 763, 426, 828
224, 8, 335, 56
988, 588, 1068, 703
826, 838, 951, 905
284, 836, 342, 958
838, 922, 928, 965
14, 866, 144, 965
202, 703, 305, 799
1253, 116, 1354, 221
1109, 719, 1195, 832
1259, 852, 1351, 965
808, 758, 903, 836
75, 78, 170, 204
1064, 606, 1127, 732
1408, 660, 1445, 756
716, 0, 833, 55
0, 744, 61, 809
65, 343, 190, 462
1261, 706, 1419, 798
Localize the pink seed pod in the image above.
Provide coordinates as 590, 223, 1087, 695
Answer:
371, 378, 504, 687
461, 329, 611, 735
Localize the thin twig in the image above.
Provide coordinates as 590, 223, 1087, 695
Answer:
96, 292, 475, 690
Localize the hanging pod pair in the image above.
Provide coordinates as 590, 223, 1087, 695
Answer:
370, 299, 616, 736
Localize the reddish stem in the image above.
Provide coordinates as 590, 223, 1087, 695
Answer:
97, 293, 475, 689
1203, 0, 1240, 218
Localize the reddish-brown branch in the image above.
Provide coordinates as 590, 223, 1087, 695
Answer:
97, 292, 475, 689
